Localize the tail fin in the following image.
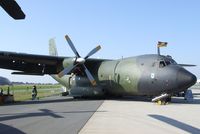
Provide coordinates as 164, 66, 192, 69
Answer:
49, 38, 58, 56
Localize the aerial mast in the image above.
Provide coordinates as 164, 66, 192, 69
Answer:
157, 41, 168, 55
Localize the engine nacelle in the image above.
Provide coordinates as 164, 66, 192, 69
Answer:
62, 57, 75, 68
69, 76, 104, 97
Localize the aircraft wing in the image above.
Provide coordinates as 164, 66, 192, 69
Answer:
0, 51, 107, 75
0, 0, 25, 19
0, 51, 64, 75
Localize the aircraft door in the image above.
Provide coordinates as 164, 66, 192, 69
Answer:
141, 61, 170, 95
138, 61, 162, 95
149, 61, 165, 94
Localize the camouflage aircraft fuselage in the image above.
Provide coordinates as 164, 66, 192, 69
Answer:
0, 37, 196, 99
52, 54, 196, 97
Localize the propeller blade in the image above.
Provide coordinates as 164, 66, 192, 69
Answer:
65, 35, 80, 57
83, 65, 97, 86
58, 64, 77, 78
84, 45, 101, 59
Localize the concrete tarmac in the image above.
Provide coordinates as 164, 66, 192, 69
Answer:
80, 89, 200, 134
0, 96, 103, 134
1, 89, 200, 134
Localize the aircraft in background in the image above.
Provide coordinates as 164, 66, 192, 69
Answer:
0, 35, 197, 104
0, 0, 25, 20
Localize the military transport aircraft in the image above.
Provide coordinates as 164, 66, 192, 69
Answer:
0, 0, 25, 19
0, 35, 197, 103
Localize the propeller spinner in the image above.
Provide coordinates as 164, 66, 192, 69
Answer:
58, 35, 101, 86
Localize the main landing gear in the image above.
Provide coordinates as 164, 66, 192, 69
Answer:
184, 89, 193, 101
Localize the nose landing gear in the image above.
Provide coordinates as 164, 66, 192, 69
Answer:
152, 93, 172, 105
156, 97, 171, 105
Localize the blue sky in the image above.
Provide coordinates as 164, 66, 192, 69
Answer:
0, 0, 200, 83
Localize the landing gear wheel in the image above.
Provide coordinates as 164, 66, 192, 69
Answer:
157, 100, 167, 105
156, 97, 171, 105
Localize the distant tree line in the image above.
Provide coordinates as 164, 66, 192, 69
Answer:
12, 81, 59, 85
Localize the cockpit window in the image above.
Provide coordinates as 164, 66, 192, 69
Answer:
170, 59, 177, 64
158, 56, 177, 68
165, 60, 171, 65
159, 61, 166, 68
159, 59, 177, 68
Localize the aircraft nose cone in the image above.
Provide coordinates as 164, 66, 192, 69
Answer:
177, 68, 197, 89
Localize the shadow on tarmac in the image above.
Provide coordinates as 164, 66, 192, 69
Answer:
0, 108, 107, 122
0, 109, 63, 121
2, 97, 103, 106
2, 94, 200, 106
193, 93, 200, 95
149, 114, 200, 134
0, 123, 26, 134
113, 96, 200, 105
113, 96, 151, 102
171, 98, 200, 105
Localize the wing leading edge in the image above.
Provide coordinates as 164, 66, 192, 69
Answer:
0, 51, 108, 76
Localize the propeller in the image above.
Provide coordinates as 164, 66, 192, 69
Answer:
58, 35, 101, 86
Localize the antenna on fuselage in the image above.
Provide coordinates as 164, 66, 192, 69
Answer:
157, 41, 168, 55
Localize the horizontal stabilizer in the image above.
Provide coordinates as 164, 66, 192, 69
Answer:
12, 72, 44, 76
178, 64, 196, 67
